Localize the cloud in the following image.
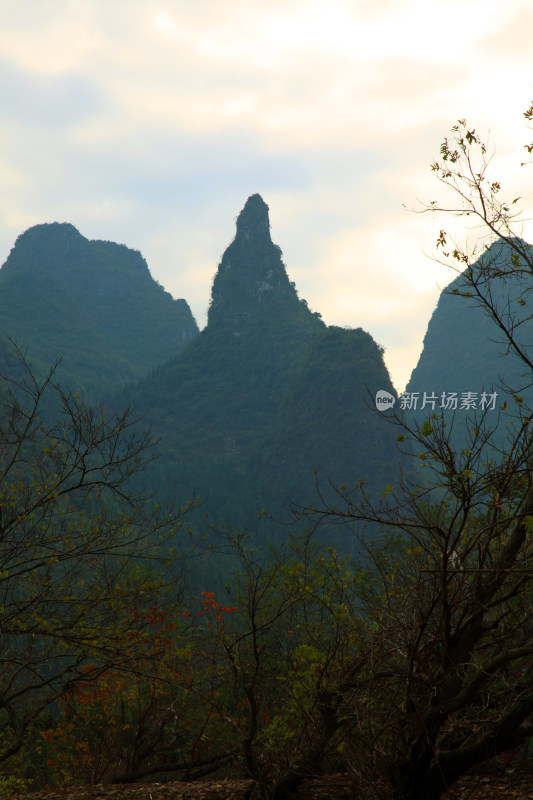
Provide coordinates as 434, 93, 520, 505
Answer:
0, 0, 103, 73
0, 0, 532, 393
0, 60, 106, 128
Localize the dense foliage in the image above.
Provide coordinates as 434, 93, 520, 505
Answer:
0, 346, 184, 783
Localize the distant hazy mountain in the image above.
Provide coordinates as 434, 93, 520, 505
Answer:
406, 238, 533, 442
0, 222, 199, 398
126, 194, 404, 530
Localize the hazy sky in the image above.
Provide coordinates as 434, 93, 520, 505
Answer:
1, 0, 533, 391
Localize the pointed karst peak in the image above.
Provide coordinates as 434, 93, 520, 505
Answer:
235, 194, 271, 243
208, 195, 306, 331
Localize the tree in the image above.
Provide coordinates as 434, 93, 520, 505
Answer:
184, 530, 369, 799
36, 530, 344, 789
39, 600, 238, 787
421, 117, 533, 381
0, 345, 183, 765
286, 108, 533, 799
301, 416, 533, 800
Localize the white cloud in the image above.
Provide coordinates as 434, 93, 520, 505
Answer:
0, 0, 532, 392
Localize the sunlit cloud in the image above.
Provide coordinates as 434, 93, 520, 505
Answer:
0, 0, 532, 393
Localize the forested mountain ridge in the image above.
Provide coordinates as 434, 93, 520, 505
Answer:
125, 194, 404, 529
0, 222, 199, 399
0, 198, 405, 535
405, 238, 533, 442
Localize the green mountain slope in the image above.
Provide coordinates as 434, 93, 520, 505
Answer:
405, 238, 533, 442
127, 195, 405, 530
0, 222, 199, 398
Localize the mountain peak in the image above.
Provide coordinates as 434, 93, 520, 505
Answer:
0, 223, 199, 398
235, 194, 271, 242
14, 220, 84, 248
208, 195, 308, 331
1, 222, 90, 278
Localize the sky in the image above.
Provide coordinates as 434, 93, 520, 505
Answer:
1, 0, 533, 392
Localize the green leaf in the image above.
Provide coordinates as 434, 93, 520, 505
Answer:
420, 420, 433, 437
